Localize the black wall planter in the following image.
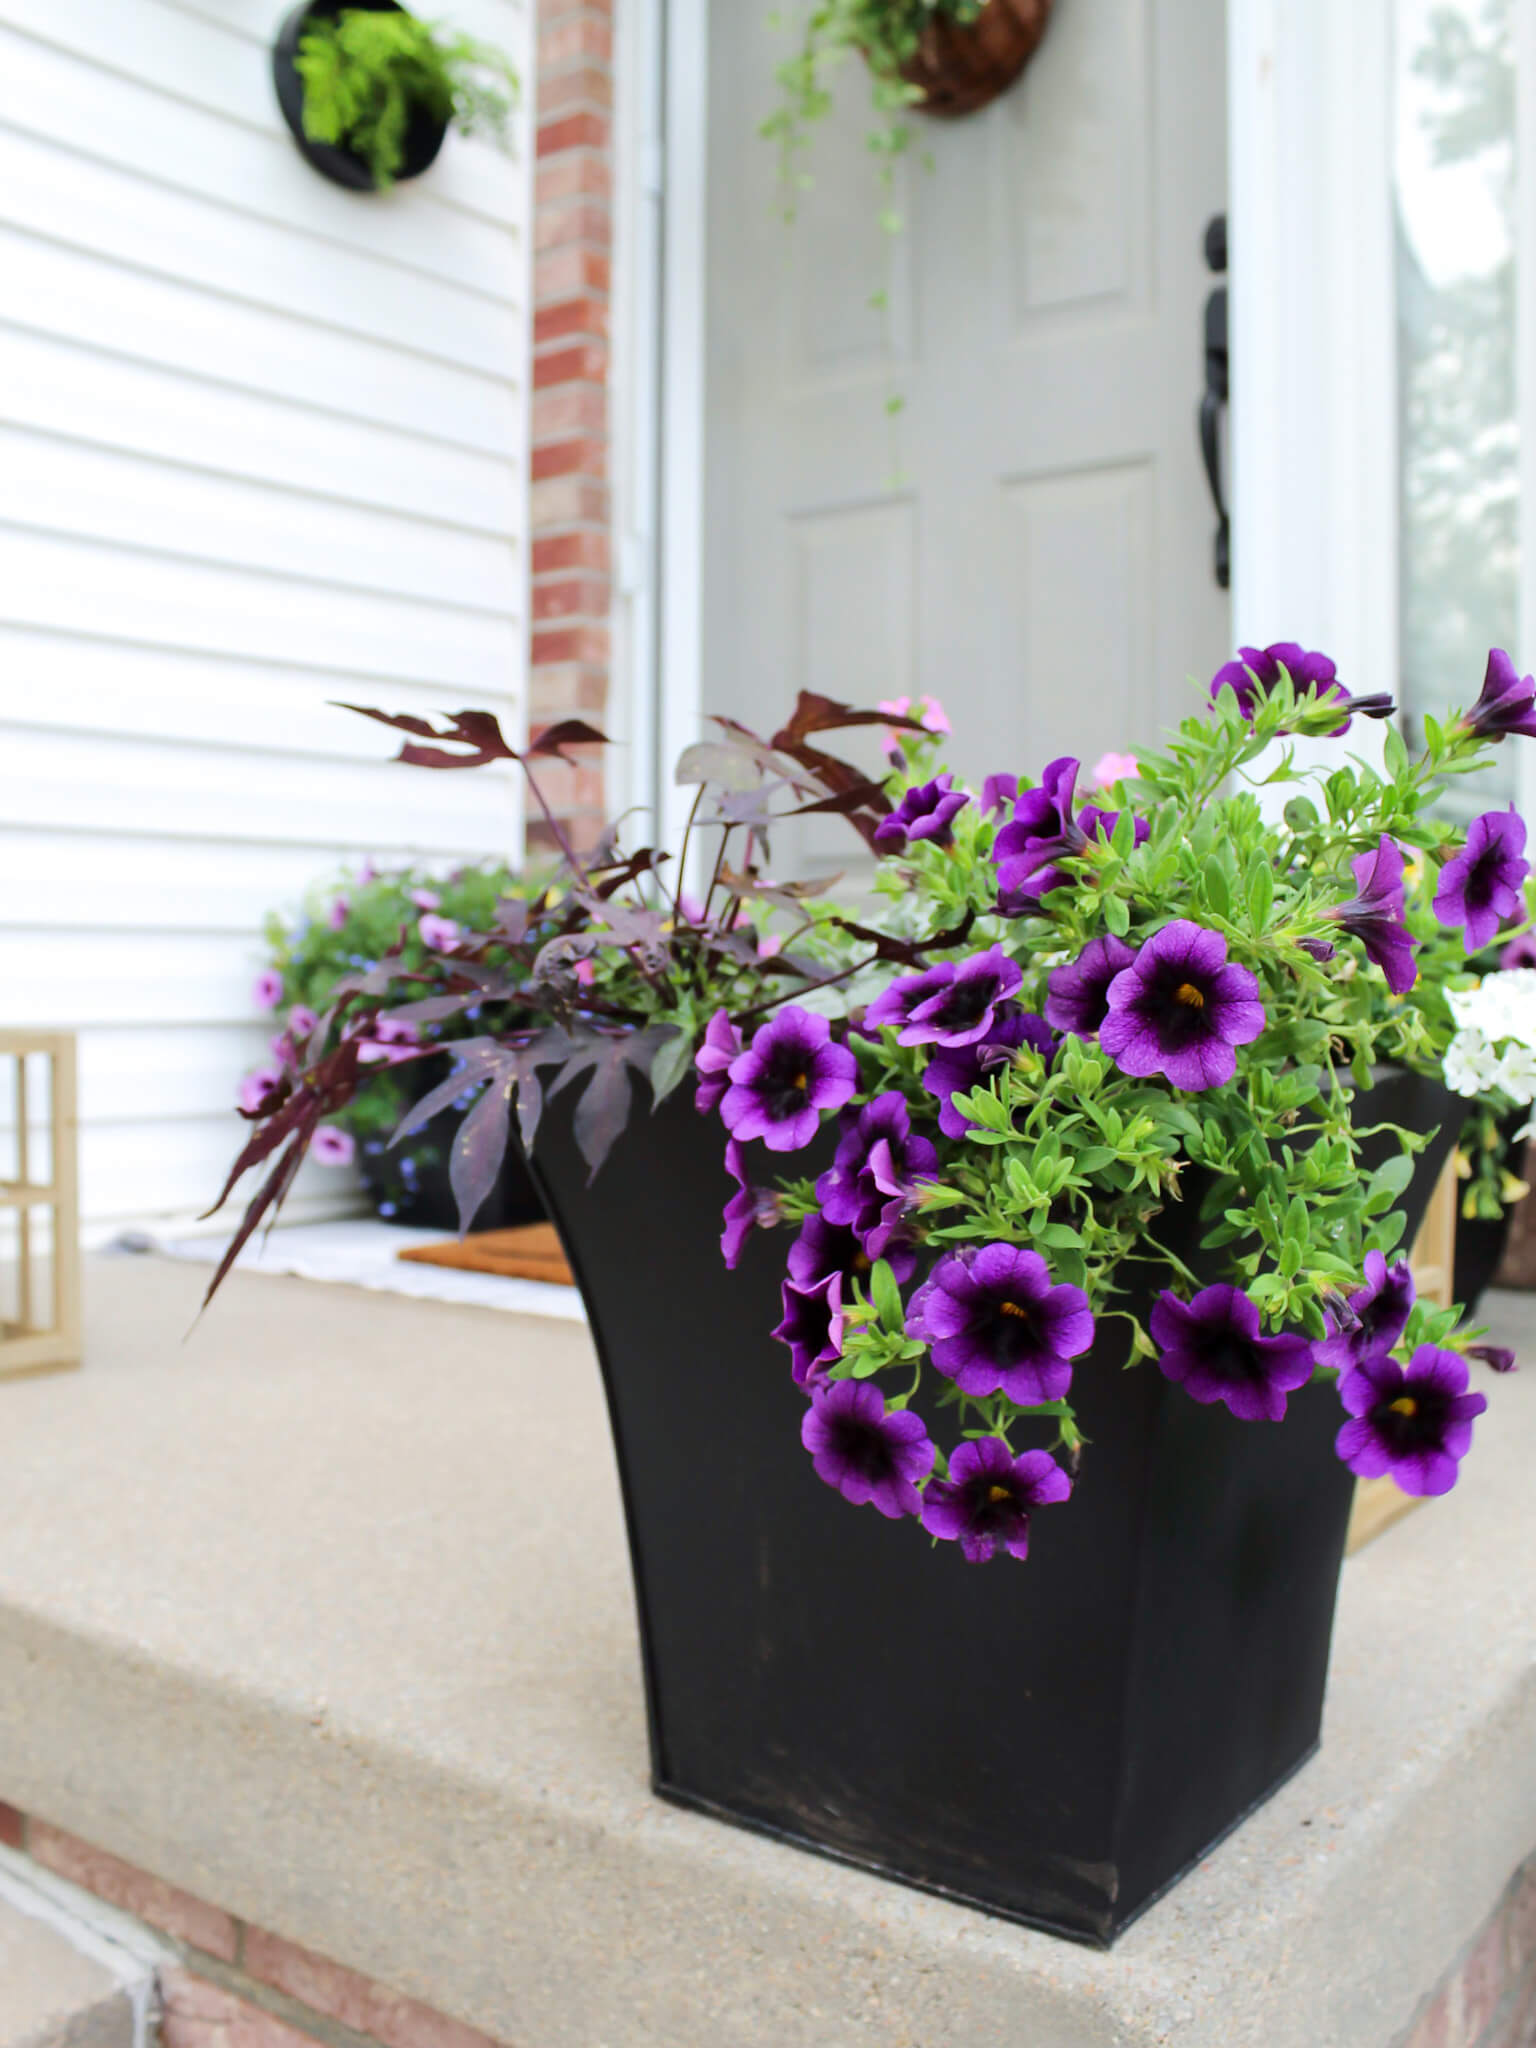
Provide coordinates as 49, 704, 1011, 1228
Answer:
272, 0, 449, 192
529, 1069, 1459, 1946
356, 1064, 545, 1233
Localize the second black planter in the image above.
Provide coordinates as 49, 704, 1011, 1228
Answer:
530, 1069, 1460, 1946
272, 0, 449, 192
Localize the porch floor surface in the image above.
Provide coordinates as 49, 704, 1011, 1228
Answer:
0, 1257, 1533, 2047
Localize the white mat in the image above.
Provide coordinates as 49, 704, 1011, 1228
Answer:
115, 1217, 587, 1323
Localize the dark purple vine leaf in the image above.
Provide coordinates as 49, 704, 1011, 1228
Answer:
770, 692, 930, 747
449, 1075, 513, 1233
336, 704, 520, 771
786, 779, 892, 819
526, 718, 610, 761
833, 908, 977, 965
718, 868, 842, 911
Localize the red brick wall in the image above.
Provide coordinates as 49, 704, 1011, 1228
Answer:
1397, 1854, 1536, 2048
529, 0, 613, 855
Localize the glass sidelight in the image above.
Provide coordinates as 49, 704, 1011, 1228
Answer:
1395, 0, 1518, 812
0, 1033, 81, 1380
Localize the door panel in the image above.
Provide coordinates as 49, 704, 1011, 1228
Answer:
701, 0, 1230, 872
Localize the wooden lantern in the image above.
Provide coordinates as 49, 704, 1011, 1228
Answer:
0, 1031, 81, 1380
1345, 1150, 1459, 1553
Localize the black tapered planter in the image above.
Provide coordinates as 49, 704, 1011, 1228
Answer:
1453, 1109, 1529, 1318
272, 0, 449, 192
530, 1069, 1458, 1945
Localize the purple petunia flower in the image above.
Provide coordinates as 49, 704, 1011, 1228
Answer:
801, 1379, 934, 1518
814, 1093, 938, 1255
982, 773, 1019, 818
411, 886, 443, 911
720, 1138, 782, 1268
288, 1004, 320, 1041
238, 1066, 282, 1115
863, 945, 1024, 1049
1209, 643, 1349, 730
1076, 803, 1151, 852
1500, 933, 1536, 972
252, 969, 284, 1012
773, 1271, 845, 1388
312, 1125, 356, 1167
328, 896, 351, 932
1463, 648, 1536, 742
994, 756, 1088, 905
920, 1439, 1071, 1563
873, 773, 970, 853
418, 913, 461, 951
1335, 1346, 1488, 1496
358, 1015, 421, 1065
1099, 920, 1266, 1090
1329, 835, 1420, 994
1044, 934, 1139, 1040
694, 1009, 744, 1116
1434, 807, 1531, 953
921, 1010, 1051, 1139
1149, 1284, 1316, 1421
721, 1006, 859, 1152
1467, 1343, 1517, 1374
906, 1243, 1094, 1404
789, 1211, 917, 1291
1312, 1250, 1415, 1373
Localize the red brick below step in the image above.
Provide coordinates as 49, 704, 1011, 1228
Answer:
162, 1971, 323, 2048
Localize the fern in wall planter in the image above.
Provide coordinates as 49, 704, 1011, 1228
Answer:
272, 0, 519, 193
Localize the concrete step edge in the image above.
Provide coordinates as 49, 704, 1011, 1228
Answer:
0, 1846, 175, 2048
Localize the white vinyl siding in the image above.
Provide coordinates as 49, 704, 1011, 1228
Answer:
0, 0, 533, 1227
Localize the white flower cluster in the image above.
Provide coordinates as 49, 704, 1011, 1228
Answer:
1443, 971, 1536, 1124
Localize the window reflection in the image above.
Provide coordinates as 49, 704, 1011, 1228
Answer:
1396, 0, 1517, 811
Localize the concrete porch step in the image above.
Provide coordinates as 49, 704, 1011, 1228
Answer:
0, 1853, 163, 2048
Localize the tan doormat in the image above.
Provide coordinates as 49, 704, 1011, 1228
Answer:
397, 1222, 574, 1287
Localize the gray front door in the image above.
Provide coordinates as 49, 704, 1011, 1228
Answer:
699, 0, 1231, 868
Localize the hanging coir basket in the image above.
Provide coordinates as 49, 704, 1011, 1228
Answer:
899, 0, 1054, 118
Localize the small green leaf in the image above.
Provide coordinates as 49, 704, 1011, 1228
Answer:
870, 1258, 905, 1331
1202, 855, 1231, 919
648, 1028, 695, 1105
1248, 860, 1274, 932
1103, 892, 1131, 937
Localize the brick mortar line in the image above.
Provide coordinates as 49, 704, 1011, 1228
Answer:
174, 1948, 388, 2048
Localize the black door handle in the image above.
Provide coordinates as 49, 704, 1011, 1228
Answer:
1201, 213, 1230, 592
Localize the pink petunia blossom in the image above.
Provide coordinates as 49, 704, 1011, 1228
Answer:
328, 896, 351, 931
288, 1005, 319, 1040
411, 887, 442, 911
357, 1015, 421, 1064
1089, 751, 1140, 789
418, 913, 460, 950
252, 969, 284, 1012
312, 1125, 356, 1167
238, 1066, 281, 1114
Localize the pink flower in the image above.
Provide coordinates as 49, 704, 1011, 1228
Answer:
359, 859, 379, 882
878, 695, 951, 745
328, 896, 351, 931
252, 970, 284, 1012
312, 1126, 356, 1167
418, 913, 460, 951
410, 888, 442, 911
288, 1005, 319, 1040
238, 1066, 281, 1115
1089, 751, 1140, 789
757, 933, 785, 959
574, 958, 597, 986
357, 1015, 420, 1064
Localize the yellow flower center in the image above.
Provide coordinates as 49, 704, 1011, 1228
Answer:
1174, 982, 1206, 1009
999, 1300, 1030, 1320
791, 1072, 808, 1090
987, 1485, 1012, 1504
1389, 1396, 1418, 1418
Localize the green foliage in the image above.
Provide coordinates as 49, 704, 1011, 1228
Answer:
295, 9, 519, 188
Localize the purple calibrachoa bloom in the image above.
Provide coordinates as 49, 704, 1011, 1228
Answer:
981, 772, 1019, 818
1312, 1250, 1415, 1373
1149, 1284, 1316, 1421
1209, 643, 1349, 729
920, 1439, 1072, 1563
721, 1139, 782, 1268
872, 773, 970, 853
1462, 647, 1536, 742
418, 912, 461, 951
815, 1092, 938, 1250
864, 945, 1024, 1048
801, 1379, 934, 1518
907, 1244, 1094, 1404
312, 1125, 356, 1167
252, 969, 284, 1012
694, 1009, 744, 1116
721, 1006, 858, 1152
1467, 1343, 1517, 1374
1500, 933, 1536, 972
1099, 920, 1265, 1090
1329, 834, 1419, 994
773, 1271, 845, 1388
921, 1010, 1051, 1138
1044, 934, 1138, 1040
1434, 807, 1531, 952
1335, 1346, 1488, 1496
288, 1004, 319, 1041
789, 1210, 918, 1288
328, 896, 351, 932
993, 756, 1087, 904
1077, 802, 1150, 851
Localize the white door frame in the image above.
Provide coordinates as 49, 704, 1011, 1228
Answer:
620, 0, 1408, 813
